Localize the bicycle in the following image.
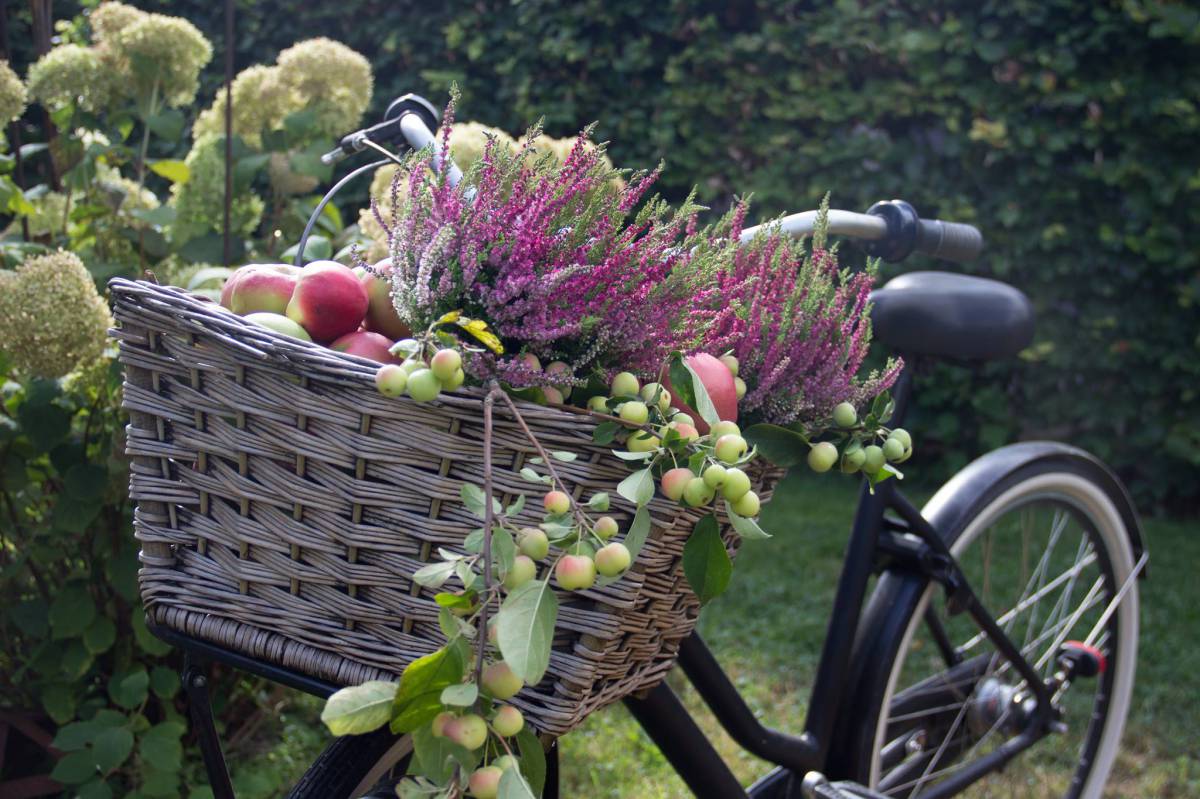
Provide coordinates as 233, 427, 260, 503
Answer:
142, 95, 1146, 799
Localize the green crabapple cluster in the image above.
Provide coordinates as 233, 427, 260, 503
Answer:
590, 364, 764, 521
375, 341, 465, 402
806, 400, 914, 478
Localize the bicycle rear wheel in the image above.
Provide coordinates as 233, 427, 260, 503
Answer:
840, 454, 1139, 798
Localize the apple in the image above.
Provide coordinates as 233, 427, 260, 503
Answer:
492, 705, 524, 737
354, 260, 412, 340
543, 491, 570, 515
663, 353, 737, 433
618, 401, 649, 425
731, 490, 760, 517
330, 330, 399, 363
627, 431, 661, 452
709, 420, 741, 440
556, 554, 596, 590
243, 311, 312, 342
492, 755, 518, 772
517, 528, 549, 560
703, 464, 727, 488
223, 263, 301, 316
446, 713, 488, 750
431, 711, 456, 738
406, 369, 442, 402
611, 371, 640, 397
660, 468, 693, 501
721, 468, 752, 501
593, 516, 619, 540
595, 542, 632, 576
430, 348, 463, 381
469, 766, 503, 799
482, 661, 523, 699
714, 434, 749, 464
504, 555, 537, 590
285, 260, 369, 343
807, 442, 839, 473
374, 364, 408, 396
683, 477, 715, 507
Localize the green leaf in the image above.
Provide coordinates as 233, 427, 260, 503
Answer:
616, 468, 654, 507
17, 401, 70, 452
493, 525, 517, 576
41, 683, 76, 724
131, 608, 171, 656
439, 682, 478, 706
92, 726, 134, 771
515, 727, 547, 795
391, 645, 466, 733
61, 640, 94, 680
460, 482, 502, 519
744, 423, 810, 468
611, 448, 654, 461
149, 159, 190, 184
50, 584, 96, 639
138, 721, 184, 772
724, 501, 771, 539
281, 234, 331, 264
408, 724, 477, 784
550, 450, 577, 462
78, 779, 113, 799
150, 666, 180, 699
145, 109, 185, 141
51, 497, 102, 534
130, 205, 177, 228
591, 421, 619, 445
177, 233, 228, 265
65, 464, 108, 500
506, 493, 526, 517
50, 749, 97, 784
413, 560, 457, 589
622, 506, 652, 560
519, 467, 550, 485
320, 680, 397, 736
499, 768, 537, 799
52, 720, 100, 752
184, 266, 233, 290
83, 616, 117, 654
496, 579, 558, 685
108, 668, 149, 710
586, 492, 610, 511
682, 514, 731, 605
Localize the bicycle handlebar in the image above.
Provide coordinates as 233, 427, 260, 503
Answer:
739, 200, 984, 265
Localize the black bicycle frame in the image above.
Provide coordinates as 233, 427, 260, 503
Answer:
621, 366, 1054, 798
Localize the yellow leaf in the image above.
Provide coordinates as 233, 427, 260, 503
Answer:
435, 310, 462, 325
458, 318, 504, 354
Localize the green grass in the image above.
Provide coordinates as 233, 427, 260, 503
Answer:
230, 474, 1199, 797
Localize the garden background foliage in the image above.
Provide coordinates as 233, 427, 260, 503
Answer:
0, 0, 1197, 794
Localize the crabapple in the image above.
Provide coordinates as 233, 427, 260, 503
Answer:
556, 554, 597, 590
627, 431, 661, 452
431, 711, 456, 738
714, 434, 749, 464
374, 364, 408, 397
594, 516, 619, 540
546, 361, 573, 398
492, 755, 518, 772
482, 661, 523, 700
863, 445, 886, 473
442, 368, 466, 391
703, 464, 727, 488
492, 705, 525, 737
807, 442, 838, 473
447, 713, 488, 750
684, 477, 716, 507
543, 491, 570, 515
520, 353, 542, 372
841, 448, 866, 474
889, 428, 912, 450
618, 401, 649, 424
406, 369, 442, 402
721, 468, 752, 501
429, 348, 462, 381
641, 382, 671, 411
542, 386, 564, 404
400, 358, 425, 376
671, 411, 696, 427
731, 490, 760, 517
832, 402, 858, 428
709, 420, 741, 440
518, 528, 549, 560
595, 542, 632, 576
669, 422, 700, 443
587, 395, 609, 412
734, 377, 747, 400
469, 766, 503, 798
883, 437, 906, 462
611, 371, 640, 397
719, 354, 739, 377
504, 555, 537, 590
661, 468, 694, 501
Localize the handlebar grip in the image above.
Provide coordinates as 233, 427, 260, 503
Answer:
915, 218, 983, 264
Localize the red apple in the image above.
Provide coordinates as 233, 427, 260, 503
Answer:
663, 353, 738, 433
222, 263, 300, 316
285, 260, 369, 343
354, 259, 411, 340
330, 330, 400, 363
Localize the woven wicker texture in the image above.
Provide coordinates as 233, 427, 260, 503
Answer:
109, 277, 784, 736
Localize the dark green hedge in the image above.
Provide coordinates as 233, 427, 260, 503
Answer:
23, 0, 1200, 511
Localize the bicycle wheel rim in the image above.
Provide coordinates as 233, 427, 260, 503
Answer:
868, 471, 1138, 798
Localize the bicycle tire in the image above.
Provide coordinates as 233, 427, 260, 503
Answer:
286, 727, 413, 799
833, 451, 1140, 798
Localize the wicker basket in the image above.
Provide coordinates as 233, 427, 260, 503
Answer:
109, 277, 784, 736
